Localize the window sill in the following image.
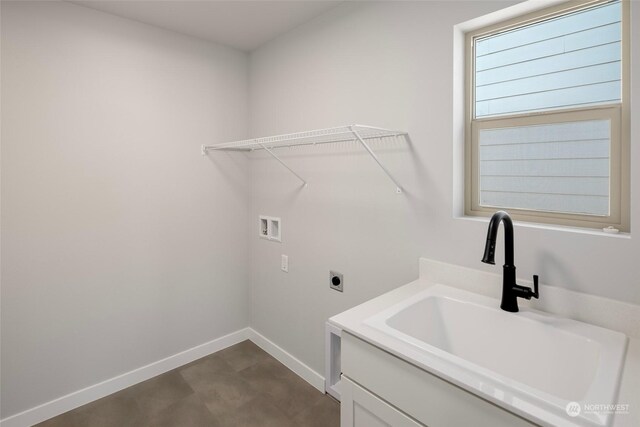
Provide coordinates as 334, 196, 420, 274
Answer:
454, 215, 631, 239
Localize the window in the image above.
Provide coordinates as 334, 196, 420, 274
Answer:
465, 0, 629, 231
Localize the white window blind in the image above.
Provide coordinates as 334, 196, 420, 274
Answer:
475, 0, 622, 118
478, 120, 610, 216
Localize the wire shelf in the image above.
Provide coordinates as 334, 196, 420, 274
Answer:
202, 124, 407, 152
201, 124, 409, 193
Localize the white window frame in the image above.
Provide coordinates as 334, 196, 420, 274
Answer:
464, 0, 630, 231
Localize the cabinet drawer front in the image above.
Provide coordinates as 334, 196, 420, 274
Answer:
341, 332, 537, 427
341, 376, 424, 427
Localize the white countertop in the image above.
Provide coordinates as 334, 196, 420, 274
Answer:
330, 259, 640, 427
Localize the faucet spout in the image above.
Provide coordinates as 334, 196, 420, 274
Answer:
480, 211, 537, 312
481, 210, 514, 266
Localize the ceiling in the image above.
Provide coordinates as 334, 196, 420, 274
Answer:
70, 1, 343, 52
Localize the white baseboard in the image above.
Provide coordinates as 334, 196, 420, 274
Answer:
1, 327, 327, 427
0, 328, 251, 427
248, 329, 325, 393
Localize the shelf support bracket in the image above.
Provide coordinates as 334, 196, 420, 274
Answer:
257, 142, 308, 187
349, 126, 402, 194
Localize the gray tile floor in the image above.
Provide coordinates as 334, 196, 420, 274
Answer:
37, 340, 340, 427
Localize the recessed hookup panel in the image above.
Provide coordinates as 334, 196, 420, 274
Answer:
258, 215, 281, 242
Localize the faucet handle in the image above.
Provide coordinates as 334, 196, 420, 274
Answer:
532, 275, 539, 299
514, 275, 540, 300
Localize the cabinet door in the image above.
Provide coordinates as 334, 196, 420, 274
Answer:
341, 376, 424, 427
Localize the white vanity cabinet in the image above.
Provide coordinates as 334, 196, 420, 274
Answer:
332, 260, 637, 427
340, 332, 537, 427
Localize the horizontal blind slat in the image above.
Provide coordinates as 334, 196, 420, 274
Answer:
480, 138, 609, 147
476, 1, 620, 56
480, 158, 609, 177
476, 22, 620, 71
480, 192, 609, 215
476, 44, 621, 86
476, 80, 620, 117
476, 62, 620, 101
480, 121, 610, 144
480, 176, 609, 196
480, 140, 609, 160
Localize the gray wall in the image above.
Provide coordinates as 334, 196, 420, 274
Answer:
1, 1, 250, 417
248, 1, 640, 377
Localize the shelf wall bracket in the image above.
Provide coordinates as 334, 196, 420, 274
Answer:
257, 142, 308, 187
349, 126, 402, 194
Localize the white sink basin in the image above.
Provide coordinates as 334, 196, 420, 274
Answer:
364, 285, 628, 427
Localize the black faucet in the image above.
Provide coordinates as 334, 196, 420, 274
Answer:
481, 211, 539, 312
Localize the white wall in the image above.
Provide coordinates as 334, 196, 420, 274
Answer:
249, 1, 640, 378
1, 1, 250, 417
3, 0, 639, 418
